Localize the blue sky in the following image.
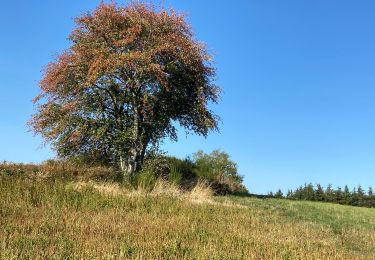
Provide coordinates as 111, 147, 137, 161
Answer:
0, 0, 374, 194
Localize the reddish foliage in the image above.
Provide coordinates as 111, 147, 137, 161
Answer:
30, 2, 220, 172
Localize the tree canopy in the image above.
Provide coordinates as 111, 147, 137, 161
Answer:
269, 183, 375, 208
193, 150, 243, 184
29, 2, 220, 175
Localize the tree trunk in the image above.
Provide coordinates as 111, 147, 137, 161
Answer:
118, 93, 150, 177
131, 109, 140, 174
118, 145, 143, 177
119, 154, 126, 172
120, 152, 142, 176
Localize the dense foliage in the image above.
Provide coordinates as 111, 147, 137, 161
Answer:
131, 150, 247, 195
192, 150, 246, 194
269, 183, 375, 208
29, 2, 219, 175
0, 149, 247, 195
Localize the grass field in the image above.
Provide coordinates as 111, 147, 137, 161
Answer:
1, 174, 374, 259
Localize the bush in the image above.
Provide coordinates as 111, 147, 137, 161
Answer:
132, 169, 157, 191
192, 150, 247, 195
141, 154, 197, 189
141, 153, 170, 180
168, 165, 182, 186
138, 150, 248, 195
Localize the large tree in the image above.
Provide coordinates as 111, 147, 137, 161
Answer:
30, 2, 220, 175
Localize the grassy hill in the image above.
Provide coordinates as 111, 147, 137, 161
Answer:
1, 174, 374, 259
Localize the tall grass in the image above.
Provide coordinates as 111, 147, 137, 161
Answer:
1, 173, 374, 259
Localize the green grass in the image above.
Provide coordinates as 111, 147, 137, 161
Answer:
222, 196, 375, 231
1, 174, 374, 259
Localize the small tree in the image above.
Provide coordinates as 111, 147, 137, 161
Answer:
356, 185, 365, 206
357, 185, 365, 197
351, 187, 359, 205
367, 187, 374, 208
193, 150, 243, 184
315, 184, 325, 201
325, 184, 334, 202
286, 189, 293, 199
335, 187, 343, 204
275, 189, 284, 199
343, 185, 351, 205
29, 2, 220, 176
305, 183, 315, 200
368, 186, 374, 197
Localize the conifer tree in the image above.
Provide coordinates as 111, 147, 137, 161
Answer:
368, 186, 373, 197
335, 187, 343, 204
325, 184, 334, 202
315, 184, 325, 201
343, 185, 351, 205
275, 189, 284, 199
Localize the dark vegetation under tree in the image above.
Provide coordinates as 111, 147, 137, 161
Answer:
0, 150, 247, 195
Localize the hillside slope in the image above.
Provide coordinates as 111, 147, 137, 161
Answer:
1, 175, 374, 259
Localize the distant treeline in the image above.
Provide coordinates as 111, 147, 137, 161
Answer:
269, 184, 375, 208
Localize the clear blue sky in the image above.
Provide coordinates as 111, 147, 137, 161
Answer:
1, 0, 374, 194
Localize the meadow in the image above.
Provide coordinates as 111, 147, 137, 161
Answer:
1, 172, 375, 259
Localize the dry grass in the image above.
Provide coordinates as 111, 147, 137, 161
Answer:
151, 180, 184, 197
70, 179, 213, 204
188, 180, 214, 204
70, 181, 124, 196
1, 174, 374, 259
0, 161, 116, 181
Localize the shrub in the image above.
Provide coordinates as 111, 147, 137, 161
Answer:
132, 169, 157, 191
168, 165, 182, 186
141, 153, 170, 180
192, 150, 247, 195
138, 150, 248, 195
